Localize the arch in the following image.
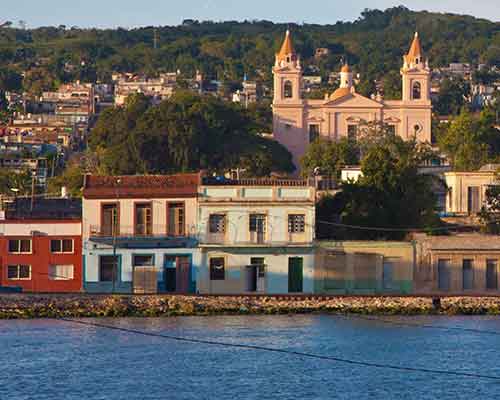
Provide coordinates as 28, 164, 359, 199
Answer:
412, 81, 421, 100
284, 80, 293, 99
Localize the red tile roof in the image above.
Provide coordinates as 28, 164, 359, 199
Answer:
83, 173, 200, 199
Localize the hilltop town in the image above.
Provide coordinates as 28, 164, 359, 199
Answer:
0, 7, 499, 297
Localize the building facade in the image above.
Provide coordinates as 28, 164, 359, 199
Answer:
0, 199, 82, 293
82, 174, 201, 294
445, 164, 499, 215
272, 31, 432, 168
315, 241, 416, 295
196, 178, 316, 294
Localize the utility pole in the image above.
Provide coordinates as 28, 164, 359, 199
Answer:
153, 28, 158, 50
30, 170, 36, 212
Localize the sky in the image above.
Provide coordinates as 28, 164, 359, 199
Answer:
2, 0, 500, 28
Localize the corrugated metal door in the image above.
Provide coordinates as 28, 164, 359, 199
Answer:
288, 257, 303, 293
438, 259, 450, 291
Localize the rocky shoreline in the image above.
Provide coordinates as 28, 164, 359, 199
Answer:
1, 294, 500, 319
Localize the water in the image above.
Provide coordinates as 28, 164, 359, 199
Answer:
1, 315, 500, 399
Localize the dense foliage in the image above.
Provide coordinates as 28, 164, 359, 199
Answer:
1, 7, 500, 96
88, 92, 294, 176
480, 177, 500, 234
316, 133, 441, 240
436, 109, 500, 171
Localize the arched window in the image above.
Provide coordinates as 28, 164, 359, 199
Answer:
412, 82, 421, 100
284, 81, 293, 99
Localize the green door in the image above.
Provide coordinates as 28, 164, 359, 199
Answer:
288, 257, 303, 293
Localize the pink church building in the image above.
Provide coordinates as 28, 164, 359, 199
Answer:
272, 31, 432, 169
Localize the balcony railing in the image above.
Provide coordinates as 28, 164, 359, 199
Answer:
89, 224, 197, 239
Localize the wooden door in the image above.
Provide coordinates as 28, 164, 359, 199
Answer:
288, 257, 303, 293
176, 256, 191, 294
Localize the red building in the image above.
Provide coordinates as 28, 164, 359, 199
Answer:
0, 198, 82, 293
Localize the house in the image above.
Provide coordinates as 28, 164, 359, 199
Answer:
0, 197, 82, 293
273, 31, 432, 169
196, 177, 316, 294
445, 164, 499, 215
414, 234, 500, 294
82, 173, 201, 294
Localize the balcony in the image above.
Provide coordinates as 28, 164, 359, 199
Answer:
88, 224, 198, 248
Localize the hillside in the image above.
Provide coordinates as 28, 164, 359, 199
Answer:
0, 6, 499, 94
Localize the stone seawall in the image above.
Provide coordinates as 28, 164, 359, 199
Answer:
1, 295, 500, 318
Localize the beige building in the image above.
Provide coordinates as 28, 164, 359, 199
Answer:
272, 31, 432, 169
445, 164, 499, 215
415, 234, 500, 294
315, 241, 416, 294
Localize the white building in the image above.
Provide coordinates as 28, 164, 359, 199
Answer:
196, 178, 316, 294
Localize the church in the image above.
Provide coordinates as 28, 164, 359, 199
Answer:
272, 31, 432, 169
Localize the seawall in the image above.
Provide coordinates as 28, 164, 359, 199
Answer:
1, 295, 500, 318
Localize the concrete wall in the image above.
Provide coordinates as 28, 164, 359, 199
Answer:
315, 241, 415, 295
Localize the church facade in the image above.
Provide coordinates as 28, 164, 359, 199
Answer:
272, 31, 432, 169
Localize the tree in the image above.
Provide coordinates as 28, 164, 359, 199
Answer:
300, 138, 359, 178
89, 91, 294, 176
318, 134, 439, 240
480, 172, 500, 234
437, 109, 491, 171
0, 168, 32, 196
434, 78, 470, 116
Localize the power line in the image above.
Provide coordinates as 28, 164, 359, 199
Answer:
342, 314, 500, 336
58, 318, 500, 381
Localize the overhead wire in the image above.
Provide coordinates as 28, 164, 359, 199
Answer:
58, 317, 500, 381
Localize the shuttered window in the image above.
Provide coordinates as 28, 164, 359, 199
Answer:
210, 257, 225, 280
49, 265, 74, 280
288, 214, 305, 233
209, 214, 226, 233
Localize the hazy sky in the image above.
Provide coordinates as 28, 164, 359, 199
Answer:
3, 0, 500, 28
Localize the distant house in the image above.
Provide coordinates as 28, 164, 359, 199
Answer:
445, 164, 499, 215
0, 197, 82, 293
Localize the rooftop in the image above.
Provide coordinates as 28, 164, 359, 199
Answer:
3, 198, 81, 220
83, 173, 200, 199
201, 177, 311, 187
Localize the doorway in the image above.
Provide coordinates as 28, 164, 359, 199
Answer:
288, 257, 303, 293
163, 255, 191, 294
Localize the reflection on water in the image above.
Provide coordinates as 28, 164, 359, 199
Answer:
1, 315, 500, 400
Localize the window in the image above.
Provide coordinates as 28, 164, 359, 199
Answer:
309, 124, 320, 143
99, 255, 118, 282
49, 265, 74, 280
387, 125, 396, 135
249, 214, 266, 233
209, 214, 226, 233
7, 265, 31, 280
249, 214, 266, 244
135, 203, 152, 235
101, 203, 119, 236
347, 124, 357, 141
133, 255, 154, 267
486, 260, 498, 290
462, 259, 474, 290
284, 81, 293, 98
412, 81, 421, 99
288, 214, 305, 233
50, 239, 74, 254
167, 203, 185, 236
8, 239, 31, 254
210, 257, 225, 280
251, 257, 266, 278
467, 186, 480, 214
